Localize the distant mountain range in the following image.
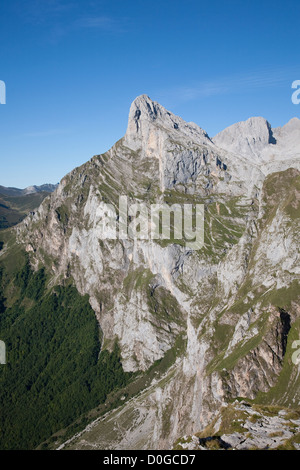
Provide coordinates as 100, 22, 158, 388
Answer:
0, 183, 58, 197
0, 183, 58, 230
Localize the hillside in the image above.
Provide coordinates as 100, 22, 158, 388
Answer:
0, 191, 52, 230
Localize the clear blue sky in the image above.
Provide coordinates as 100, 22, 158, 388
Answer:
0, 0, 299, 188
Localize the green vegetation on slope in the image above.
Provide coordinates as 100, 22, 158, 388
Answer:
0, 256, 133, 450
0, 192, 50, 230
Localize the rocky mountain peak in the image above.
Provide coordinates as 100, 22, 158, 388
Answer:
125, 94, 212, 150
273, 116, 300, 138
212, 116, 276, 159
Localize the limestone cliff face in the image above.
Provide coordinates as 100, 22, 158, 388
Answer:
14, 96, 300, 449
221, 308, 291, 399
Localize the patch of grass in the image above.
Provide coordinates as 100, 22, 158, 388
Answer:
261, 280, 300, 311
55, 204, 69, 226
122, 268, 154, 295
248, 414, 262, 423
268, 431, 284, 437
275, 439, 298, 450
260, 169, 300, 226
284, 410, 300, 420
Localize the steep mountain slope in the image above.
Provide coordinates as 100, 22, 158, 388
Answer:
0, 95, 299, 450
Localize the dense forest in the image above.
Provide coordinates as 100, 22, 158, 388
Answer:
0, 255, 133, 450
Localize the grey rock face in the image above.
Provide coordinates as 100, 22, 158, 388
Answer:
213, 116, 276, 160
125, 94, 212, 149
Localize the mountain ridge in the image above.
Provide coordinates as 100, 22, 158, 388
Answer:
0, 183, 58, 197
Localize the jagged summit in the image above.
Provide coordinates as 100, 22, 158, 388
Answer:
125, 94, 212, 149
125, 96, 300, 167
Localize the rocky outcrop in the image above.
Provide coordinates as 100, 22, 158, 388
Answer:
176, 401, 300, 450
221, 308, 292, 399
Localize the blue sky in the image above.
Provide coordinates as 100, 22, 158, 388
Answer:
0, 0, 299, 188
